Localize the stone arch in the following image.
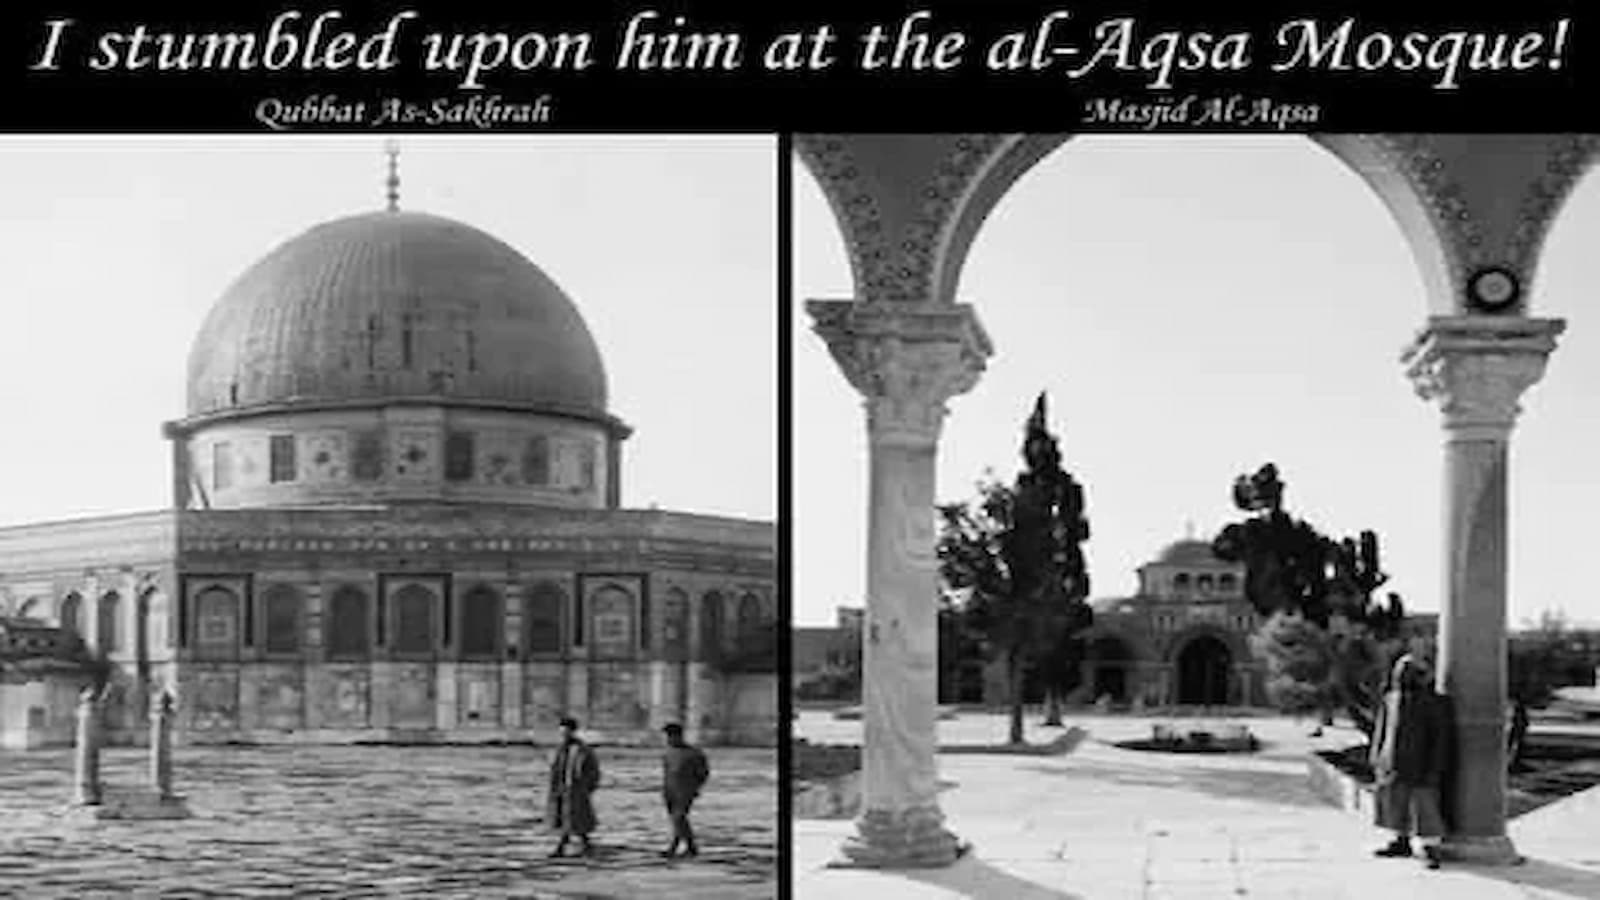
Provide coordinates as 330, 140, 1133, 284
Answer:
523, 580, 565, 656
458, 582, 502, 660
325, 584, 371, 659
261, 583, 302, 655
1167, 624, 1247, 707
1164, 623, 1247, 664
794, 133, 1567, 315
97, 591, 122, 654
15, 596, 43, 620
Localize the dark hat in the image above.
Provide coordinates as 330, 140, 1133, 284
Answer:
559, 716, 579, 730
662, 722, 684, 734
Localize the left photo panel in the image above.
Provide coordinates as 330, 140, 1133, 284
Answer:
0, 135, 778, 898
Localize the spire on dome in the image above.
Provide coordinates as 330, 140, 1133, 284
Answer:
384, 140, 401, 212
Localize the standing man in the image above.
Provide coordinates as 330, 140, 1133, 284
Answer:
660, 722, 710, 859
1370, 654, 1454, 869
547, 716, 600, 858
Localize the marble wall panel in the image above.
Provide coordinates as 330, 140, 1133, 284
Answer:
251, 665, 304, 730
315, 664, 370, 728
392, 662, 434, 728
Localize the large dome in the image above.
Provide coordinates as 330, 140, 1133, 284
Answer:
184, 210, 608, 423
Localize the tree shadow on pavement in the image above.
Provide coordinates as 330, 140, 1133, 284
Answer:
899, 853, 1084, 900
1457, 858, 1600, 898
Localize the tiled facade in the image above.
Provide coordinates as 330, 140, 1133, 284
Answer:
0, 507, 775, 746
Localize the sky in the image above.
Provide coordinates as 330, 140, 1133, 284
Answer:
794, 135, 1600, 629
0, 135, 774, 525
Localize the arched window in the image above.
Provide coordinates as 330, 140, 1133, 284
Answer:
737, 592, 768, 658
59, 593, 82, 635
263, 584, 302, 654
661, 588, 690, 659
391, 583, 437, 655
193, 586, 238, 651
1197, 575, 1214, 594
1173, 573, 1191, 594
1219, 574, 1237, 593
700, 591, 725, 661
523, 581, 564, 655
459, 584, 502, 659
97, 592, 122, 653
325, 585, 371, 658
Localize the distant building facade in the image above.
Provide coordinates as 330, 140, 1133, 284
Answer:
1044, 538, 1265, 708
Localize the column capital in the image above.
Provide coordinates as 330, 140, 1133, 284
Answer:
1402, 315, 1564, 438
807, 299, 993, 447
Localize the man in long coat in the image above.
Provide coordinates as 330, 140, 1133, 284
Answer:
547, 717, 601, 858
1369, 654, 1454, 869
659, 722, 710, 858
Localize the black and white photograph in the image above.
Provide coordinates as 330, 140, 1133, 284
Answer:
0, 136, 777, 898
790, 134, 1600, 898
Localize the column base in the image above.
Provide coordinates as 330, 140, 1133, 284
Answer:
1440, 834, 1524, 866
826, 805, 968, 869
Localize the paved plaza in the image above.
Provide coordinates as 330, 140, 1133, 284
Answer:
0, 744, 777, 898
794, 712, 1600, 899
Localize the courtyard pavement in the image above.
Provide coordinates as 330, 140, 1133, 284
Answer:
0, 744, 777, 898
794, 712, 1600, 899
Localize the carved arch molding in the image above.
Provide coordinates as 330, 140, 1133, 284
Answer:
796, 133, 1600, 314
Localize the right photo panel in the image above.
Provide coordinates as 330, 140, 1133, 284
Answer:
790, 134, 1600, 897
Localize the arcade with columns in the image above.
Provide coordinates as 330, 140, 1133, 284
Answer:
798, 133, 1597, 867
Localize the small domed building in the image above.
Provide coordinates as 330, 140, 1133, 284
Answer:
1075, 537, 1264, 708
0, 198, 775, 747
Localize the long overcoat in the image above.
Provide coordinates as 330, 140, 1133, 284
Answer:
547, 740, 601, 835
1369, 688, 1453, 787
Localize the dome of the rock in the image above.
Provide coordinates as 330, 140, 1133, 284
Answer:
185, 210, 607, 423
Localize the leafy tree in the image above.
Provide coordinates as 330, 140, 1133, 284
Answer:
1251, 610, 1335, 715
937, 393, 1092, 745
1214, 464, 1408, 735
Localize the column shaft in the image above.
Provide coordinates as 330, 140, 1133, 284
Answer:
1440, 435, 1511, 844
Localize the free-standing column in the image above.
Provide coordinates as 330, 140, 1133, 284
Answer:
1403, 315, 1563, 864
809, 299, 991, 868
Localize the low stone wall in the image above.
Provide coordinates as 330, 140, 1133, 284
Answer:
1305, 749, 1375, 818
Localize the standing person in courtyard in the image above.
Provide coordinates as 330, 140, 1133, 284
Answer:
547, 716, 601, 858
1370, 654, 1454, 869
660, 722, 710, 859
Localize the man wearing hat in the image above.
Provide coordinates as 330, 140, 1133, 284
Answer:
659, 722, 710, 858
547, 716, 601, 858
1369, 653, 1454, 869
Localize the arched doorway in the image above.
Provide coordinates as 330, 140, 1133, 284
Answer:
1175, 635, 1232, 706
1087, 635, 1134, 703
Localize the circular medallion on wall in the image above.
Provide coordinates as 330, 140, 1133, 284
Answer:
1466, 266, 1521, 313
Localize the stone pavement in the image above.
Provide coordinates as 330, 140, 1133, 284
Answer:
794, 712, 1600, 899
0, 744, 776, 898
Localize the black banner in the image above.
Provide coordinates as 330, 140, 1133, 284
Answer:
2, 1, 1594, 131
